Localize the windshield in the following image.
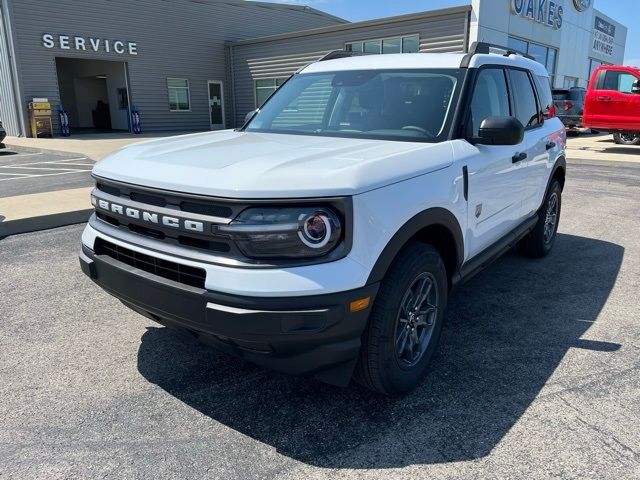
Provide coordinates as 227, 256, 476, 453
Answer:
244, 69, 463, 143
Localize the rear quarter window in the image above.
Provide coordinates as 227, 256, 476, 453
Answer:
535, 75, 554, 118
509, 69, 540, 129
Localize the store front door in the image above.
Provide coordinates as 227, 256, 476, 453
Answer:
208, 80, 225, 130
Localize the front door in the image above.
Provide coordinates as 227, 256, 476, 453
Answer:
588, 69, 640, 131
604, 69, 640, 131
208, 81, 225, 130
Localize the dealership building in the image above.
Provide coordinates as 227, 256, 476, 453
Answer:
0, 0, 627, 137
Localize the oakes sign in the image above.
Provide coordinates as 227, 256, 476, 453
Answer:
511, 0, 564, 29
42, 34, 138, 55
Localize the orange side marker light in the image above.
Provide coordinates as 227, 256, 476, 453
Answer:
350, 297, 371, 313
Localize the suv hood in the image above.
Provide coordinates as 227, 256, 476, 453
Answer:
93, 130, 453, 198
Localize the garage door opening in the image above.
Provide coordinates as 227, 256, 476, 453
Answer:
55, 57, 131, 134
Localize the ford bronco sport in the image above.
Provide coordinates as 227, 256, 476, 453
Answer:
80, 43, 567, 395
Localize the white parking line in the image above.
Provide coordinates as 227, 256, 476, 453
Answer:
50, 157, 88, 163
0, 157, 89, 168
0, 165, 90, 172
0, 152, 43, 158
0, 170, 91, 181
0, 172, 35, 177
48, 162, 94, 167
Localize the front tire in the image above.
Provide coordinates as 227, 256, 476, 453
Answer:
354, 242, 447, 395
518, 179, 562, 258
613, 133, 640, 145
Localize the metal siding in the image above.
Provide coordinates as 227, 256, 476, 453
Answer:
231, 11, 469, 125
0, 1, 20, 136
9, 0, 343, 135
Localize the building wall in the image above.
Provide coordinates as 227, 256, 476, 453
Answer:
0, 1, 21, 136
470, 0, 626, 88
229, 7, 471, 126
4, 0, 343, 136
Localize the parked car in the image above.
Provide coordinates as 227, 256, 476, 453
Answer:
583, 65, 640, 145
0, 120, 6, 148
79, 43, 567, 395
553, 87, 587, 134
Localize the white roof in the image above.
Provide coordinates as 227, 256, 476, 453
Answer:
469, 53, 549, 77
301, 53, 467, 73
300, 52, 549, 77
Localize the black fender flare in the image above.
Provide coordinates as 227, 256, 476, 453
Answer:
549, 155, 567, 192
366, 207, 464, 284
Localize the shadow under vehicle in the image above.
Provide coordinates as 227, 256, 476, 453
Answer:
137, 233, 623, 468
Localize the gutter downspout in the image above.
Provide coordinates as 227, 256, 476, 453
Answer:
464, 10, 471, 53
228, 44, 237, 129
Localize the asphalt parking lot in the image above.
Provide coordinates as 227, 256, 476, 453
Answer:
0, 150, 94, 198
1, 160, 639, 479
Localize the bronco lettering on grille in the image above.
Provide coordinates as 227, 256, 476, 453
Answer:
93, 197, 205, 233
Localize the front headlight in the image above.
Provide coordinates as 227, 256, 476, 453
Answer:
218, 207, 342, 259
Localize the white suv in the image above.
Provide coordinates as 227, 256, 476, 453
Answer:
80, 43, 566, 395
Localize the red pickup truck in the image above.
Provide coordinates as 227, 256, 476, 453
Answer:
583, 65, 640, 145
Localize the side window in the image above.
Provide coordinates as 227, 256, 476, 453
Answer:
469, 68, 510, 137
603, 71, 638, 93
508, 69, 540, 129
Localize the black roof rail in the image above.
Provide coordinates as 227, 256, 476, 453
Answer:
318, 50, 373, 62
461, 41, 535, 68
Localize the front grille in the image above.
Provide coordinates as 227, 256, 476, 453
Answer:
95, 181, 235, 218
93, 178, 241, 255
94, 238, 206, 288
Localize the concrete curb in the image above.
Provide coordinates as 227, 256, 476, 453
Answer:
0, 208, 93, 239
566, 157, 640, 168
3, 142, 83, 158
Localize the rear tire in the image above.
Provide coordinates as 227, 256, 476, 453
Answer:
613, 133, 640, 145
354, 242, 447, 396
517, 179, 562, 258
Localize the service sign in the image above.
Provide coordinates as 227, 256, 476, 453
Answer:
511, 0, 564, 30
42, 34, 138, 55
593, 16, 615, 57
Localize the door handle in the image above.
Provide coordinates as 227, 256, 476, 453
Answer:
546, 141, 556, 150
512, 152, 527, 163
597, 96, 612, 101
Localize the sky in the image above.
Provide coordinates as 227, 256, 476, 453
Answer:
264, 0, 639, 65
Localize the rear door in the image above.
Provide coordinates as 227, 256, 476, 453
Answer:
462, 67, 527, 259
587, 68, 640, 130
524, 73, 563, 216
507, 68, 551, 217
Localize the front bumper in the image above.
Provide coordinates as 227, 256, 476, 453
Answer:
80, 246, 378, 386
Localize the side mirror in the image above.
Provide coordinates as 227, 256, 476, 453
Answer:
244, 109, 258, 124
476, 116, 525, 146
632, 79, 640, 95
